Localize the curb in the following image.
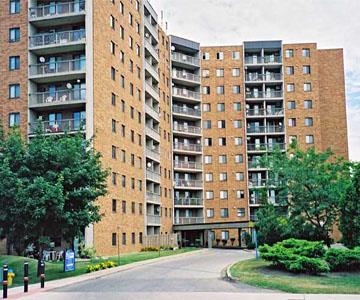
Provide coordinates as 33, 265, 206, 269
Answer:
225, 261, 237, 282
8, 249, 207, 298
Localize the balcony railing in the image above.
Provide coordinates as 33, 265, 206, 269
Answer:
145, 125, 160, 140
247, 125, 284, 134
147, 214, 161, 225
250, 214, 258, 221
29, 59, 86, 76
146, 169, 161, 182
172, 88, 200, 101
146, 192, 161, 204
172, 52, 200, 66
248, 179, 267, 188
245, 91, 283, 99
174, 179, 203, 188
248, 161, 267, 169
244, 55, 282, 65
29, 88, 86, 106
173, 105, 201, 117
145, 147, 160, 161
247, 143, 285, 151
174, 217, 204, 225
246, 108, 284, 117
172, 70, 200, 83
29, 29, 85, 48
29, 118, 86, 134
174, 161, 202, 170
173, 124, 201, 134
145, 103, 160, 120
245, 73, 282, 82
29, 1, 85, 19
174, 198, 203, 206
173, 142, 202, 152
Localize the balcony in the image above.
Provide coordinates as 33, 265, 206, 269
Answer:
145, 147, 160, 162
145, 82, 159, 101
146, 169, 161, 183
246, 108, 284, 118
245, 73, 282, 82
29, 29, 85, 55
248, 161, 267, 170
171, 52, 200, 68
145, 103, 160, 121
145, 125, 160, 141
248, 179, 267, 188
244, 55, 282, 65
144, 16, 158, 42
247, 143, 285, 152
29, 59, 86, 83
29, 1, 86, 27
173, 124, 201, 136
173, 142, 202, 153
147, 214, 161, 226
172, 70, 200, 85
144, 39, 159, 62
247, 125, 284, 135
29, 88, 86, 109
173, 105, 201, 118
145, 60, 159, 82
174, 161, 202, 171
174, 198, 203, 207
174, 179, 203, 189
146, 192, 161, 204
172, 87, 200, 103
245, 91, 283, 99
174, 217, 204, 225
29, 118, 86, 135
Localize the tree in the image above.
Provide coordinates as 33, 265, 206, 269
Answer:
265, 142, 351, 246
0, 129, 108, 254
339, 163, 360, 248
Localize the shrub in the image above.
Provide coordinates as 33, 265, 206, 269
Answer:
283, 256, 330, 274
280, 238, 325, 257
324, 248, 360, 271
86, 260, 117, 273
140, 247, 159, 252
79, 242, 97, 259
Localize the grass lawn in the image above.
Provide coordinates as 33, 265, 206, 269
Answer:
0, 247, 198, 289
230, 258, 360, 294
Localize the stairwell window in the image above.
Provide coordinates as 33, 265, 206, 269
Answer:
110, 41, 116, 54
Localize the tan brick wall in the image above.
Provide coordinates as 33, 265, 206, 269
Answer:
201, 46, 249, 223
0, 0, 28, 136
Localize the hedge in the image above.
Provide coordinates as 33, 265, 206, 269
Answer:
324, 248, 360, 271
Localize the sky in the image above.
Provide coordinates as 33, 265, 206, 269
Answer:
150, 0, 360, 161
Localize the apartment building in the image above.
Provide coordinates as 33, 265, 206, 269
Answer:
0, 1, 348, 254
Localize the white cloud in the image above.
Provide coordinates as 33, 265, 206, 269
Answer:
150, 0, 360, 160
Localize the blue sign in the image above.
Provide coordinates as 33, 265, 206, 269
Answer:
64, 250, 76, 272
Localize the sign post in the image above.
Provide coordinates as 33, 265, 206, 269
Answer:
64, 249, 76, 273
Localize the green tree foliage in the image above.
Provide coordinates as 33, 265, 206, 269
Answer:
0, 129, 108, 254
339, 163, 360, 248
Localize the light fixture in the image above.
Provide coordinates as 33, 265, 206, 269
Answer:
66, 83, 73, 89
39, 57, 45, 63
147, 162, 152, 168
145, 33, 150, 38
171, 46, 175, 51
76, 79, 81, 83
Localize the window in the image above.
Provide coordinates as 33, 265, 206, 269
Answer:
121, 124, 125, 137
305, 117, 313, 127
233, 102, 241, 111
234, 120, 242, 128
287, 83, 295, 92
202, 86, 210, 95
236, 172, 244, 181
216, 86, 224, 95
121, 175, 126, 187
232, 68, 240, 77
9, 56, 20, 70
288, 118, 296, 127
286, 66, 294, 75
236, 190, 245, 199
119, 51, 125, 63
303, 65, 311, 74
220, 208, 229, 217
119, 1, 124, 13
112, 172, 117, 185
120, 26, 124, 39
217, 120, 225, 129
235, 154, 243, 163
288, 101, 296, 110
285, 49, 294, 58
128, 36, 133, 49
111, 119, 116, 132
216, 69, 224, 77
216, 52, 224, 60
306, 135, 314, 144
9, 84, 20, 98
120, 75, 125, 88
136, 44, 141, 57
110, 41, 116, 54
112, 199, 117, 213
204, 138, 212, 146
111, 93, 116, 106
10, 0, 20, 14
9, 112, 20, 127
139, 232, 143, 244
112, 146, 117, 159
111, 67, 116, 80
219, 172, 227, 182
122, 233, 126, 245
203, 120, 211, 129
304, 83, 312, 92
220, 191, 228, 200
139, 203, 143, 215
203, 103, 211, 112
110, 15, 115, 29
202, 52, 210, 60
131, 201, 135, 213
205, 191, 214, 200
9, 27, 20, 42
217, 103, 225, 112
304, 100, 313, 109
129, 59, 133, 72
130, 154, 135, 166
219, 155, 227, 164
205, 173, 213, 182
237, 208, 245, 217
112, 233, 117, 246
204, 155, 212, 164
234, 137, 243, 146
128, 13, 133, 25
232, 85, 241, 94
202, 69, 210, 77
131, 232, 135, 244
302, 48, 310, 57
122, 200, 126, 213
207, 209, 214, 218
218, 137, 226, 146
121, 150, 126, 162
232, 51, 240, 60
